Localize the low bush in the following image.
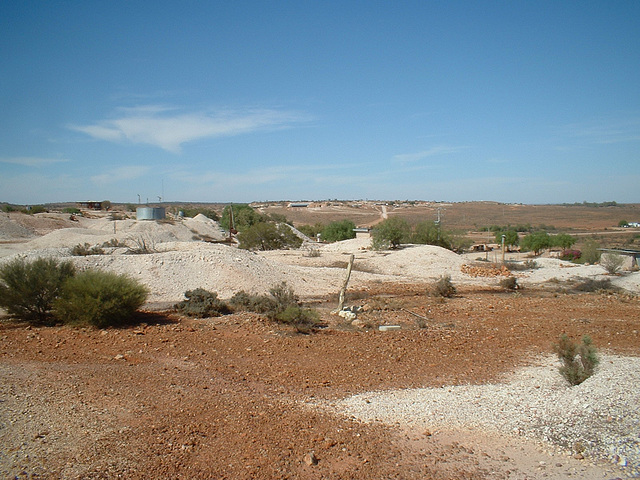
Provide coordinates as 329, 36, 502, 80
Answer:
560, 249, 581, 261
500, 276, 518, 291
54, 271, 148, 328
554, 334, 599, 386
175, 288, 231, 318
71, 243, 105, 256
228, 290, 277, 314
229, 282, 319, 332
573, 278, 616, 293
276, 305, 320, 333
601, 253, 624, 275
505, 260, 538, 271
0, 257, 75, 324
431, 275, 456, 298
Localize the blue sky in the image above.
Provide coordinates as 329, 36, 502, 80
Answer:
1, 1, 639, 205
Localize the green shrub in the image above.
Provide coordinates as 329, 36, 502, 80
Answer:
228, 290, 277, 314
322, 220, 356, 242
554, 334, 599, 386
54, 270, 148, 328
175, 288, 231, 318
371, 217, 411, 250
580, 239, 601, 264
229, 282, 318, 332
431, 275, 456, 298
276, 305, 320, 333
0, 257, 75, 324
267, 281, 300, 319
237, 223, 302, 251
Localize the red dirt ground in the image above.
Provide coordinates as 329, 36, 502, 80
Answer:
1, 284, 638, 479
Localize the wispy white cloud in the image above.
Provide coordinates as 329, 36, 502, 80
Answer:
70, 105, 311, 153
91, 165, 150, 185
0, 156, 70, 167
393, 145, 469, 164
559, 116, 640, 145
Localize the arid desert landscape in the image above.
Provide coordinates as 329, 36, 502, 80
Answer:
1, 201, 639, 479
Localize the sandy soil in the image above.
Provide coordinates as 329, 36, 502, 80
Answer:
1, 211, 639, 479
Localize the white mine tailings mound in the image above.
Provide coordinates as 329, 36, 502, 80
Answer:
1, 213, 639, 306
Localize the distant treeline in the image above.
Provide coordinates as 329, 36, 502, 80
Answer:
561, 201, 620, 208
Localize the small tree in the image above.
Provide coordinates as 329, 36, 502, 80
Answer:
494, 229, 519, 248
371, 217, 411, 250
552, 233, 576, 250
322, 220, 356, 242
220, 204, 264, 232
413, 221, 452, 249
554, 334, 599, 386
520, 231, 551, 256
237, 223, 303, 251
0, 257, 75, 324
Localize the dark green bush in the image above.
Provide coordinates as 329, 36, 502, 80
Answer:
175, 288, 231, 318
228, 290, 277, 314
322, 220, 356, 242
554, 334, 599, 386
54, 270, 148, 328
0, 257, 75, 324
431, 275, 456, 298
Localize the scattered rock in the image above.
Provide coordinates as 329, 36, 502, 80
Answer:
303, 452, 318, 466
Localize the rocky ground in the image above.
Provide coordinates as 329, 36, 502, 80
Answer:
1, 211, 639, 479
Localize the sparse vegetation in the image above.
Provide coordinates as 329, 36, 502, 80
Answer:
573, 278, 617, 293
71, 243, 105, 256
431, 275, 456, 298
229, 282, 320, 332
580, 239, 601, 264
175, 288, 231, 318
500, 276, 518, 291
601, 253, 624, 275
0, 257, 76, 324
554, 334, 599, 386
53, 270, 148, 328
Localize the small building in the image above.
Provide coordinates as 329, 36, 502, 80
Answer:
136, 206, 166, 221
77, 201, 104, 211
288, 202, 309, 208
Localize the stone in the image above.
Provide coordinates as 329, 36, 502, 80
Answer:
303, 452, 318, 466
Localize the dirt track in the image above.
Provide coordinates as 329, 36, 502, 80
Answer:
2, 284, 638, 479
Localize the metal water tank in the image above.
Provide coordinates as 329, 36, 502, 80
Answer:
136, 207, 166, 220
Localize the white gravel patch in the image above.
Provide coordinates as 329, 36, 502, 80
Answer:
326, 354, 640, 475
